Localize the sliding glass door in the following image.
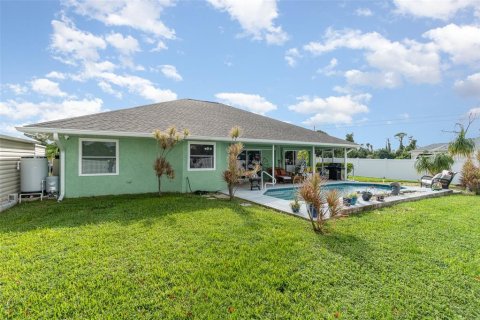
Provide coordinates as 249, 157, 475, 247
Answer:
237, 150, 262, 170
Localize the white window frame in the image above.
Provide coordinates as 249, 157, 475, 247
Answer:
284, 149, 298, 168
238, 149, 263, 169
188, 141, 216, 171
79, 138, 119, 176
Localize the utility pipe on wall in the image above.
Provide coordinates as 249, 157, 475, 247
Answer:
312, 146, 316, 173
53, 133, 65, 201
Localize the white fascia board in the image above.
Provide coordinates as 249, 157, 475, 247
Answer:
16, 126, 358, 149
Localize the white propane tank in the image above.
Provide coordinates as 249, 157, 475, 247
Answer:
20, 157, 48, 193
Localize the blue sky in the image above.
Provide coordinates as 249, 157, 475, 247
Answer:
1, 0, 479, 149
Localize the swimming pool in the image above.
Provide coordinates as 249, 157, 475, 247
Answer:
263, 182, 397, 201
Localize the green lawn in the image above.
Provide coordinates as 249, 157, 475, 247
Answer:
350, 175, 418, 184
1, 194, 479, 319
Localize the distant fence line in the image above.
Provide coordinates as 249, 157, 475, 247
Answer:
316, 157, 467, 184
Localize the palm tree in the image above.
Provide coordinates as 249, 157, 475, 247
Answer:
448, 124, 475, 157
153, 126, 189, 195
414, 153, 454, 175
394, 132, 407, 150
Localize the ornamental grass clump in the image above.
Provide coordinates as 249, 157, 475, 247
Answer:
298, 174, 336, 233
448, 116, 478, 194
223, 126, 259, 200
460, 151, 480, 195
153, 126, 189, 195
325, 189, 342, 218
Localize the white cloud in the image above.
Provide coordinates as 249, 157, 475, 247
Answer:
423, 24, 480, 65
469, 107, 480, 116
98, 81, 122, 98
65, 59, 175, 102
106, 33, 140, 55
454, 73, 480, 98
98, 72, 177, 102
51, 18, 106, 63
356, 8, 373, 17
393, 0, 480, 20
317, 58, 339, 76
332, 86, 351, 94
68, 0, 176, 39
151, 40, 168, 52
0, 121, 24, 136
31, 78, 67, 97
118, 56, 145, 71
304, 28, 441, 87
6, 84, 28, 95
207, 0, 288, 45
345, 70, 402, 88
158, 65, 183, 81
288, 94, 370, 125
0, 98, 103, 122
400, 112, 410, 119
215, 92, 277, 115
46, 71, 66, 80
285, 48, 301, 67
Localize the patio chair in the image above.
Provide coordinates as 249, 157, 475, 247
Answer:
274, 167, 293, 183
420, 170, 457, 189
249, 172, 261, 191
293, 161, 308, 184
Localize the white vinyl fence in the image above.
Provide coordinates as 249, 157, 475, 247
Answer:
317, 157, 468, 184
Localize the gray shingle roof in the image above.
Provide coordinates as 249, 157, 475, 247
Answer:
412, 137, 480, 153
413, 143, 449, 152
23, 99, 356, 147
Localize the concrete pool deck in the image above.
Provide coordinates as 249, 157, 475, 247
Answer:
222, 181, 454, 220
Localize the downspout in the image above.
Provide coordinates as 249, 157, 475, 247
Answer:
53, 133, 65, 201
312, 146, 316, 174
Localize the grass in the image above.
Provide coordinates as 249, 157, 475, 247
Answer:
1, 194, 479, 319
350, 175, 418, 184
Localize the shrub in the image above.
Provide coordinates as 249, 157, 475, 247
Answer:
298, 175, 342, 233
460, 151, 480, 195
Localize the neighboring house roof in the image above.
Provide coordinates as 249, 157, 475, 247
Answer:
18, 99, 356, 147
411, 137, 480, 154
0, 134, 43, 146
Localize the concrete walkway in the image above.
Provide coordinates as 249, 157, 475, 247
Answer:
222, 182, 453, 220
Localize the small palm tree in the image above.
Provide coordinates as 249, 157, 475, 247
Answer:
414, 153, 454, 175
223, 126, 259, 200
153, 126, 189, 195
448, 125, 475, 157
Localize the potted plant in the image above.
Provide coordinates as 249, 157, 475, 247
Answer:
343, 193, 357, 206
349, 193, 358, 205
376, 193, 386, 202
307, 203, 318, 218
290, 197, 301, 213
362, 190, 373, 201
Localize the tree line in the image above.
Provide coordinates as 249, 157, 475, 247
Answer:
327, 132, 418, 159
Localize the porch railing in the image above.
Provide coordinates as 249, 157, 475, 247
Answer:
261, 171, 276, 190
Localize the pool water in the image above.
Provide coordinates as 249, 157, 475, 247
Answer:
263, 183, 396, 201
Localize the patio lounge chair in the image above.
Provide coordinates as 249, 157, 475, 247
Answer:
420, 170, 457, 189
274, 168, 293, 183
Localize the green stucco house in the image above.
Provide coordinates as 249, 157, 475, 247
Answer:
17, 99, 356, 199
